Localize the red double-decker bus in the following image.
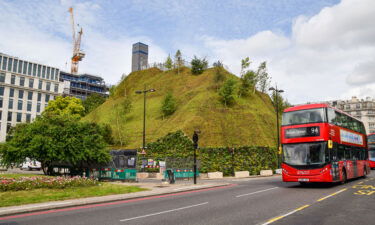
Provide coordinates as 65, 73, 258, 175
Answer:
281, 103, 370, 184
367, 133, 375, 169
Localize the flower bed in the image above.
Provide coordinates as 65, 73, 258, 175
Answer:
0, 176, 99, 192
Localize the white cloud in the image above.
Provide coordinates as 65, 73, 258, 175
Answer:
202, 0, 375, 104
0, 1, 167, 85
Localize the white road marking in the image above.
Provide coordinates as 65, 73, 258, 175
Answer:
173, 184, 211, 191
119, 202, 209, 222
236, 187, 279, 198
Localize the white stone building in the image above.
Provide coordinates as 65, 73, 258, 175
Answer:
329, 96, 375, 134
0, 53, 65, 142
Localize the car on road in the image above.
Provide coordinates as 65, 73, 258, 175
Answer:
20, 158, 41, 171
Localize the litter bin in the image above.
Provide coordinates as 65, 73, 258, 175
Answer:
166, 169, 175, 184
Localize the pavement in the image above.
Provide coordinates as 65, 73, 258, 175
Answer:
0, 173, 373, 225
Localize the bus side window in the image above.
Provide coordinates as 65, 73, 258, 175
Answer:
327, 108, 336, 124
337, 145, 345, 160
345, 146, 352, 160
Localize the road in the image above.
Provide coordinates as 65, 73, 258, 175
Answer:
0, 173, 374, 225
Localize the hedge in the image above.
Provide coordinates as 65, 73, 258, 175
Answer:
145, 131, 277, 176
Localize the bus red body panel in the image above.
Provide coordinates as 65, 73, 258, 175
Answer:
281, 104, 369, 183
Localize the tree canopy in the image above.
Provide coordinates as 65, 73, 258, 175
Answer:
43, 96, 85, 119
191, 56, 208, 75
0, 115, 112, 175
83, 93, 106, 115
161, 92, 177, 117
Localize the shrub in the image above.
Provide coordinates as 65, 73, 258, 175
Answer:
0, 176, 99, 192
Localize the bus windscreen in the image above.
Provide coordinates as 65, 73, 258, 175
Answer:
282, 108, 326, 126
283, 142, 326, 166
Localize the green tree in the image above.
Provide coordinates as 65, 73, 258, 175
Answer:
111, 97, 132, 147
161, 92, 177, 118
271, 91, 290, 115
256, 62, 271, 93
83, 93, 106, 115
191, 56, 208, 75
219, 79, 237, 107
213, 60, 223, 68
238, 70, 257, 97
241, 57, 251, 76
43, 96, 85, 119
213, 66, 226, 91
165, 55, 173, 70
0, 115, 111, 175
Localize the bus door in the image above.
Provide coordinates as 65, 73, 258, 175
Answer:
331, 144, 340, 181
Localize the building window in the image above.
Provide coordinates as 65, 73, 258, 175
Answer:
356, 104, 361, 109
6, 123, 11, 133
2, 57, 7, 70
13, 59, 18, 72
8, 98, 13, 109
28, 62, 32, 75
45, 94, 50, 102
46, 82, 51, 91
11, 75, 15, 84
0, 72, 5, 83
42, 66, 46, 78
23, 61, 27, 74
16, 112, 22, 122
20, 77, 25, 86
18, 90, 24, 99
29, 78, 34, 88
27, 91, 33, 100
46, 67, 50, 79
54, 84, 59, 92
9, 88, 14, 98
7, 112, 12, 122
18, 60, 23, 73
0, 87, 3, 96
27, 101, 32, 112
33, 63, 37, 76
0, 111, 1, 120
37, 93, 41, 102
26, 114, 31, 122
7, 58, 13, 71
17, 100, 23, 110
0, 97, 2, 108
37, 103, 41, 113
0, 55, 2, 69
38, 80, 43, 89
37, 65, 41, 77
51, 68, 55, 80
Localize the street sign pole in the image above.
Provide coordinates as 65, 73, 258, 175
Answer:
193, 131, 199, 185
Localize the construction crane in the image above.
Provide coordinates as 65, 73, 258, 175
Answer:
69, 7, 85, 74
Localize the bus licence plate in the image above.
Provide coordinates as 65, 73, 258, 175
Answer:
298, 178, 309, 182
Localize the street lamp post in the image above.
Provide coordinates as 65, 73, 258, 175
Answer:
135, 85, 156, 157
269, 85, 284, 169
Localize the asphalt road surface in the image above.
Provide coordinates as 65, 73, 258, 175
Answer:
1, 173, 374, 225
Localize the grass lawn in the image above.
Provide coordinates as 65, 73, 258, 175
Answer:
0, 175, 147, 207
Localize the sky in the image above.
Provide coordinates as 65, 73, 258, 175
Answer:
0, 0, 374, 104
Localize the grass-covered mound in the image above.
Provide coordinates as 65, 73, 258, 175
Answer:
84, 67, 277, 148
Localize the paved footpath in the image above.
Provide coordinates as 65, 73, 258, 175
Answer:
1, 173, 374, 225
